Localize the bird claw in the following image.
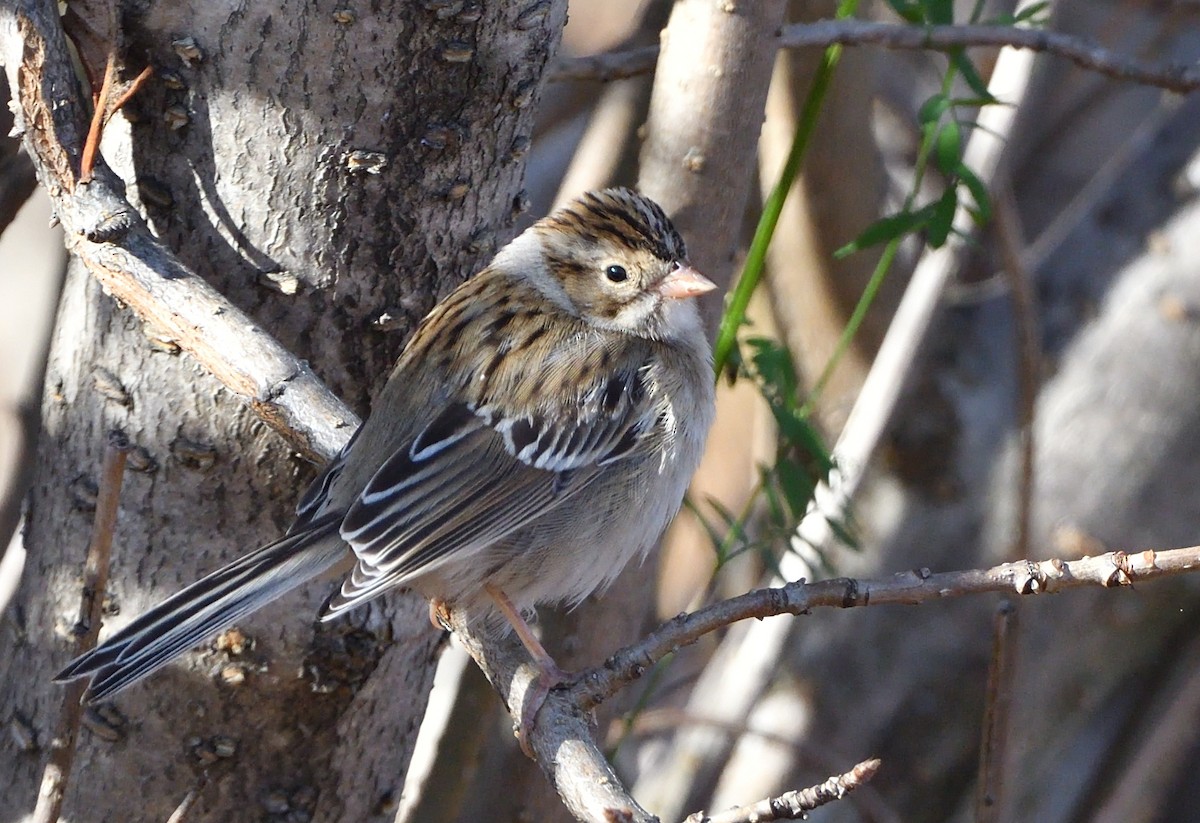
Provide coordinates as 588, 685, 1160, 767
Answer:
516, 662, 574, 760
428, 598, 453, 631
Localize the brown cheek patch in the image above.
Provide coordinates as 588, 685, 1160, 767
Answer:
545, 251, 589, 279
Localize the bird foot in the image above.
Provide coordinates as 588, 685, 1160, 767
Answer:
516, 659, 574, 760
428, 598, 453, 631
481, 583, 577, 760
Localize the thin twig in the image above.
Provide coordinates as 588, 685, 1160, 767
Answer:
683, 757, 882, 823
573, 545, 1200, 711
610, 708, 900, 823
549, 43, 659, 82
781, 20, 1200, 93
164, 777, 207, 823
104, 64, 154, 121
996, 185, 1040, 562
31, 432, 129, 823
973, 186, 1038, 822
551, 19, 1200, 94
78, 52, 115, 184
975, 600, 1019, 822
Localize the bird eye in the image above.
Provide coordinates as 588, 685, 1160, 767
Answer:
605, 264, 628, 283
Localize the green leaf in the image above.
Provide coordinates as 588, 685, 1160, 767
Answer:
709, 496, 756, 568
745, 336, 799, 400
759, 466, 787, 527
934, 120, 961, 175
918, 93, 951, 126
949, 49, 994, 101
926, 187, 957, 247
835, 207, 932, 258
884, 0, 925, 22
683, 496, 730, 562
826, 513, 860, 551
955, 162, 992, 224
922, 0, 954, 24
774, 459, 816, 520
947, 96, 997, 110
1013, 1, 1050, 24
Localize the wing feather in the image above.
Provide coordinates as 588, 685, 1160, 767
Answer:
323, 361, 658, 617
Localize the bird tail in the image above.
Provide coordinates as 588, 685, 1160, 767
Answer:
55, 515, 345, 702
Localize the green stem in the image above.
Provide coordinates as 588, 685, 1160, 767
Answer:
805, 66, 956, 406
806, 236, 901, 405
711, 0, 861, 378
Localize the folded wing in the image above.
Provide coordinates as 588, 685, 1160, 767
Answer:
324, 363, 657, 617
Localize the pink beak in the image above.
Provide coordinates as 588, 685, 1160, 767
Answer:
657, 265, 717, 300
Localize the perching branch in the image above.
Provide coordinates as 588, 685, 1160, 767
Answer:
551, 19, 1200, 94
573, 546, 1200, 711
450, 618, 659, 823
455, 542, 1200, 821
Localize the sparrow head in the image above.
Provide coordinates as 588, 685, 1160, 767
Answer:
496, 188, 716, 340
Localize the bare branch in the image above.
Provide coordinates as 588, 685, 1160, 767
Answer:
971, 186, 1038, 822
0, 3, 357, 462
781, 20, 1200, 93
683, 758, 882, 823
549, 44, 659, 83
637, 0, 787, 300
573, 546, 1200, 710
551, 19, 1200, 94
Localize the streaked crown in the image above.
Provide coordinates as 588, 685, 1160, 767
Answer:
542, 188, 687, 264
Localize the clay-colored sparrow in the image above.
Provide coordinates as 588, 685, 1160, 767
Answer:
57, 188, 716, 723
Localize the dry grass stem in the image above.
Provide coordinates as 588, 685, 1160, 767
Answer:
976, 600, 1020, 822
31, 433, 129, 823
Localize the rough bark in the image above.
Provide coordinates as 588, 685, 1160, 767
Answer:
0, 1, 566, 821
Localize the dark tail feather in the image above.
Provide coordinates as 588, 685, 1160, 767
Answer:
56, 515, 344, 702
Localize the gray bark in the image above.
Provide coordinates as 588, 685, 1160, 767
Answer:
0, 1, 566, 820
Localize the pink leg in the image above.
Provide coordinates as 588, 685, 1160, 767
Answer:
485, 583, 569, 758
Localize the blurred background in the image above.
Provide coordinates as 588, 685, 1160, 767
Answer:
6, 0, 1200, 821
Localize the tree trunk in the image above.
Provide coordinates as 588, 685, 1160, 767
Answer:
0, 1, 566, 820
